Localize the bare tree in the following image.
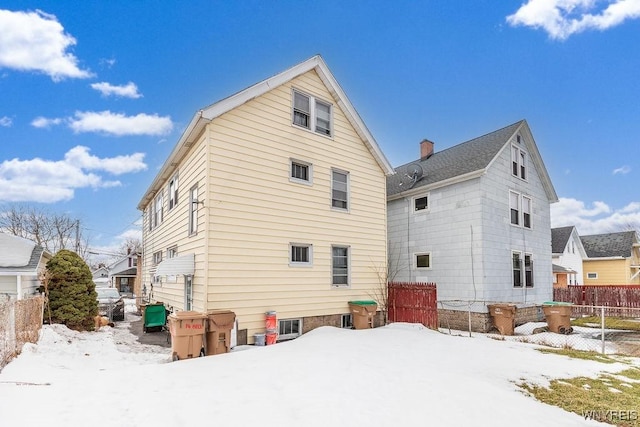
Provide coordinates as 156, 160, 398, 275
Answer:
369, 242, 408, 325
0, 204, 87, 254
117, 237, 142, 255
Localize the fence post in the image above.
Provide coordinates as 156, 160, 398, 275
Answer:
600, 306, 605, 355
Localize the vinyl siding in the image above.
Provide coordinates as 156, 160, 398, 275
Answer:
583, 259, 639, 285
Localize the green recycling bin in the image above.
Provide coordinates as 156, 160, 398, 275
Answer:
348, 300, 378, 329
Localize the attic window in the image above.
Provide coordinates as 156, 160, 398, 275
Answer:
292, 89, 333, 137
511, 145, 527, 180
414, 195, 428, 212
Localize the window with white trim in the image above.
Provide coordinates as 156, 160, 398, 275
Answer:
510, 191, 532, 229
332, 245, 349, 286
587, 272, 598, 279
290, 243, 312, 266
168, 174, 179, 211
153, 251, 163, 265
341, 314, 353, 329
292, 89, 333, 137
513, 251, 533, 287
290, 159, 312, 184
189, 185, 198, 235
167, 246, 178, 259
414, 195, 428, 212
278, 318, 301, 340
152, 191, 164, 229
511, 144, 527, 180
331, 170, 349, 210
415, 253, 431, 269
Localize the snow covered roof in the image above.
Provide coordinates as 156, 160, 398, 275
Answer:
0, 232, 41, 270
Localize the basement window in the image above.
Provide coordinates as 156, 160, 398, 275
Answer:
279, 318, 302, 340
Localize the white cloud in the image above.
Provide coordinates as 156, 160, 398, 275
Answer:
0, 116, 11, 127
91, 81, 142, 99
0, 146, 147, 203
31, 116, 62, 128
612, 165, 631, 175
0, 9, 92, 80
506, 0, 640, 40
68, 110, 173, 136
99, 58, 116, 68
551, 197, 640, 234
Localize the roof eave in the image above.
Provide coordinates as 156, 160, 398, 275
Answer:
388, 169, 485, 201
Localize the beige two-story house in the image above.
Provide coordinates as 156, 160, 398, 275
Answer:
138, 56, 394, 344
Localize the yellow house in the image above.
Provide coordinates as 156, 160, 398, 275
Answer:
137, 56, 394, 344
581, 231, 640, 285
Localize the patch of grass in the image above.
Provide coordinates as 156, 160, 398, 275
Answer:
520, 367, 640, 426
572, 317, 640, 331
537, 348, 618, 364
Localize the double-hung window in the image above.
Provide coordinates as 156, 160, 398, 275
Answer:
511, 144, 527, 180
152, 192, 164, 229
510, 191, 532, 229
168, 175, 179, 211
331, 170, 349, 210
292, 89, 333, 137
153, 251, 163, 265
332, 246, 349, 286
513, 252, 534, 287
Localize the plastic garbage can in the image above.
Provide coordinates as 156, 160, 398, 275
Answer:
487, 304, 517, 335
205, 310, 236, 356
143, 303, 166, 333
348, 300, 378, 329
542, 302, 574, 334
254, 333, 266, 346
168, 311, 207, 361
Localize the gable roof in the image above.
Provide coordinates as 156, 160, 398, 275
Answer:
387, 120, 558, 203
0, 233, 49, 274
138, 55, 394, 210
581, 231, 639, 258
551, 226, 575, 254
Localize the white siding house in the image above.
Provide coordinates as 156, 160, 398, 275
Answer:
387, 121, 558, 331
0, 233, 51, 300
551, 226, 586, 287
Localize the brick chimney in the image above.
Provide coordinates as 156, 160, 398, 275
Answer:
420, 139, 434, 160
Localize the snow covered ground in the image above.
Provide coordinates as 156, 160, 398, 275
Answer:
0, 317, 637, 427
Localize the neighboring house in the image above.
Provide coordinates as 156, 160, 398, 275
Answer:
0, 233, 52, 300
387, 120, 558, 331
108, 251, 140, 296
92, 265, 110, 287
551, 226, 586, 287
581, 231, 640, 285
137, 55, 394, 343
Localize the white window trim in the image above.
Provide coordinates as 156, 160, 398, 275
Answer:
168, 174, 179, 211
511, 144, 527, 181
278, 318, 302, 340
189, 184, 198, 236
341, 313, 353, 329
512, 251, 534, 288
289, 158, 313, 186
412, 194, 429, 214
289, 243, 313, 267
331, 245, 351, 288
331, 168, 350, 212
291, 88, 334, 138
167, 246, 178, 259
414, 252, 432, 270
153, 250, 163, 265
587, 272, 598, 279
509, 190, 532, 229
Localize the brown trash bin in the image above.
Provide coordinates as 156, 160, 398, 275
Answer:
542, 302, 574, 334
168, 311, 207, 361
348, 301, 378, 329
205, 310, 236, 356
488, 304, 516, 335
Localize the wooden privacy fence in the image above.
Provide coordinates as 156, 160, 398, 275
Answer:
554, 285, 640, 317
387, 282, 437, 329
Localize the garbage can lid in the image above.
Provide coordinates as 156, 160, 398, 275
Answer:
348, 300, 377, 305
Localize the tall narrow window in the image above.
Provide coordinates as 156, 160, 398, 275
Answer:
511, 145, 527, 179
293, 91, 310, 129
522, 196, 532, 229
331, 170, 348, 210
512, 252, 522, 287
168, 175, 178, 210
185, 275, 193, 311
153, 192, 164, 228
512, 146, 519, 176
525, 254, 533, 287
332, 246, 349, 286
510, 192, 520, 225
315, 101, 331, 136
520, 151, 526, 179
189, 185, 198, 235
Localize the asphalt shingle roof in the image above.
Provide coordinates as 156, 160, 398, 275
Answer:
387, 121, 524, 196
0, 245, 44, 273
580, 231, 638, 258
551, 226, 574, 254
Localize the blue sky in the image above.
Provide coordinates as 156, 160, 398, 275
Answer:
1, 0, 640, 256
